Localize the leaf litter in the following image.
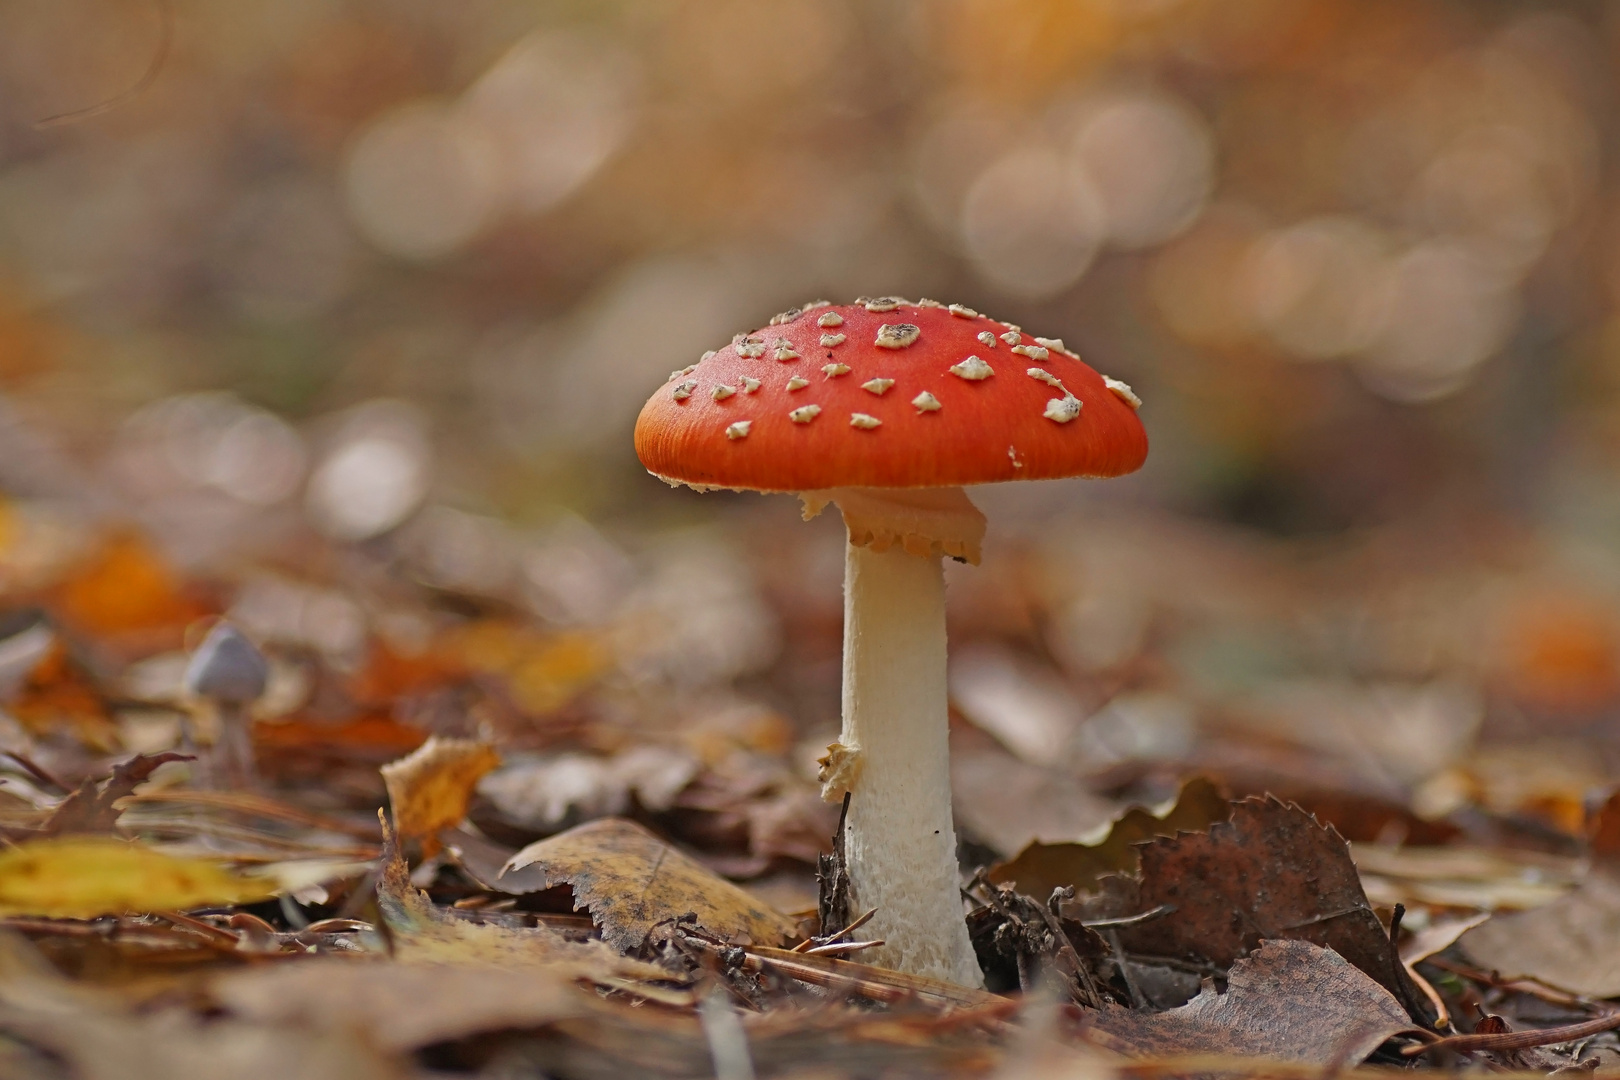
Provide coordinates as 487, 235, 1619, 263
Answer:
5, 476, 1620, 1078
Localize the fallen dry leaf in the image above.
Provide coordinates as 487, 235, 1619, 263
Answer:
1460, 868, 1620, 997
949, 723, 1120, 857
1401, 912, 1491, 965
0, 928, 402, 1079
40, 751, 191, 837
380, 735, 500, 854
1079, 796, 1431, 1021
52, 533, 207, 644
375, 813, 667, 982
477, 747, 699, 834
1352, 843, 1576, 911
1087, 939, 1414, 1065
0, 836, 274, 917
212, 958, 589, 1052
989, 776, 1230, 900
504, 816, 796, 952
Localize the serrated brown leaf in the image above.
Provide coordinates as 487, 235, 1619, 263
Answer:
1080, 796, 1431, 1021
1088, 939, 1414, 1065
989, 776, 1230, 900
40, 751, 190, 837
504, 817, 796, 953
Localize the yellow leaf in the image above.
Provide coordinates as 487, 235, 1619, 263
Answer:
374, 812, 667, 984
506, 817, 796, 953
0, 837, 275, 918
381, 736, 501, 854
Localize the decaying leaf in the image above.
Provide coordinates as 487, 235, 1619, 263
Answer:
212, 958, 589, 1052
1088, 939, 1415, 1065
1079, 796, 1432, 1021
0, 929, 399, 1080
504, 816, 796, 953
477, 747, 699, 834
1353, 843, 1577, 911
40, 751, 191, 837
989, 776, 1230, 899
1460, 868, 1620, 997
381, 736, 500, 854
948, 724, 1120, 857
0, 836, 274, 917
375, 813, 667, 982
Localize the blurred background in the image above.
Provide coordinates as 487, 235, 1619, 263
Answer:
2, 0, 1620, 882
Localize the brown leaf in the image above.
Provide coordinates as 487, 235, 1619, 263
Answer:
1080, 796, 1431, 1022
949, 723, 1121, 857
1088, 939, 1414, 1065
212, 958, 589, 1052
505, 817, 796, 953
1352, 844, 1577, 911
1460, 868, 1620, 997
39, 751, 190, 837
988, 776, 1229, 900
381, 735, 500, 855
0, 932, 402, 1080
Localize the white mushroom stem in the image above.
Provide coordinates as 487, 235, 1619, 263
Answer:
804, 486, 986, 986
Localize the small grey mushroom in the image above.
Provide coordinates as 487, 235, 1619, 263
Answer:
184, 623, 269, 789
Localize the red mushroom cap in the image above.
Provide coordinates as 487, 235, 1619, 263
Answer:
634, 298, 1148, 492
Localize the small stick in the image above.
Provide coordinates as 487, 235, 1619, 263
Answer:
1385, 904, 1439, 1030
1403, 1011, 1620, 1056
1423, 955, 1603, 1013
1041, 886, 1104, 1009
154, 910, 242, 947
805, 939, 885, 957
1082, 904, 1177, 931
34, 0, 173, 129
792, 906, 877, 953
0, 750, 66, 794
1108, 928, 1148, 1009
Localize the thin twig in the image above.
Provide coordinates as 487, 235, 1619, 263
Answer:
35, 0, 174, 129
792, 906, 878, 952
1402, 1012, 1620, 1056
1107, 928, 1148, 1009
1385, 904, 1439, 1030
1041, 886, 1104, 1009
1082, 904, 1177, 930
804, 939, 884, 957
0, 750, 67, 794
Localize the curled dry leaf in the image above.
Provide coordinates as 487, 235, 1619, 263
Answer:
989, 776, 1229, 899
375, 814, 666, 982
0, 836, 274, 917
1079, 796, 1432, 1022
504, 817, 796, 953
212, 958, 590, 1053
381, 735, 500, 855
1087, 939, 1415, 1065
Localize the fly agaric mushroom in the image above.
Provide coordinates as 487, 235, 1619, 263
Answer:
634, 298, 1146, 985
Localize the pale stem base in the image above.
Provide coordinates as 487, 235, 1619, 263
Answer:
838, 539, 983, 986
